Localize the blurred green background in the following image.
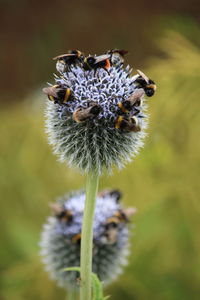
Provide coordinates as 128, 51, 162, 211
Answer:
0, 0, 200, 299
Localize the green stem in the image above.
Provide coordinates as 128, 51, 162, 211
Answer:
80, 171, 99, 300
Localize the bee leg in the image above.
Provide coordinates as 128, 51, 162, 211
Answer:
94, 69, 101, 80
104, 68, 110, 75
94, 69, 98, 77
133, 108, 140, 116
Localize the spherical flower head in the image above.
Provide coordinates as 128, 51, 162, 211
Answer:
44, 50, 156, 174
39, 189, 136, 288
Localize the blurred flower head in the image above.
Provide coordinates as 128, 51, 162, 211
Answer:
43, 50, 156, 173
40, 189, 136, 288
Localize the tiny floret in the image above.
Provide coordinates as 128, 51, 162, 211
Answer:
43, 49, 156, 173
39, 189, 136, 288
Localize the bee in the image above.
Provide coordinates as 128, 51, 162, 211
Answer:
118, 89, 144, 113
50, 203, 73, 223
98, 189, 122, 202
114, 209, 129, 222
108, 189, 122, 202
103, 208, 134, 244
72, 233, 81, 245
73, 102, 101, 123
103, 219, 120, 244
42, 85, 73, 104
105, 210, 128, 229
103, 227, 118, 245
107, 49, 128, 66
135, 69, 156, 97
103, 210, 127, 244
83, 54, 111, 73
53, 50, 84, 73
115, 116, 141, 132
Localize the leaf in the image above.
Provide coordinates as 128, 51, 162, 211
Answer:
62, 267, 110, 300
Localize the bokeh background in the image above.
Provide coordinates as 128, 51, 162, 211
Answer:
1, 0, 200, 299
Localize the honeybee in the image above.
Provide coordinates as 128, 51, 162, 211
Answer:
72, 233, 81, 245
42, 85, 73, 104
135, 69, 156, 97
53, 50, 84, 73
118, 89, 144, 113
50, 203, 73, 222
73, 103, 101, 123
107, 49, 128, 66
83, 54, 111, 73
115, 116, 141, 132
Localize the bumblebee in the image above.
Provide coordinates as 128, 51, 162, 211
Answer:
107, 49, 128, 66
73, 103, 101, 123
118, 89, 144, 113
53, 50, 84, 73
105, 209, 129, 230
103, 208, 133, 244
105, 217, 120, 229
83, 54, 111, 73
135, 69, 156, 97
98, 189, 122, 202
114, 209, 129, 222
115, 116, 141, 132
109, 190, 122, 202
50, 203, 73, 223
42, 85, 73, 104
72, 233, 81, 245
103, 227, 118, 244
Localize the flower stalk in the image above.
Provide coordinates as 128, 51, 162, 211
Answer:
41, 49, 156, 300
80, 171, 99, 300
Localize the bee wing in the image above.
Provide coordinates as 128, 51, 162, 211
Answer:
137, 69, 149, 83
49, 203, 63, 215
114, 49, 128, 56
107, 228, 118, 244
131, 88, 145, 99
124, 207, 137, 218
52, 53, 76, 60
131, 74, 140, 82
94, 54, 110, 63
42, 86, 58, 97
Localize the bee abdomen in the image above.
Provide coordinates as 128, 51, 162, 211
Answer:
115, 116, 141, 132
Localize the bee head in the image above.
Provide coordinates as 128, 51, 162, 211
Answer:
145, 89, 154, 97
89, 104, 101, 115
109, 190, 122, 202
122, 100, 132, 111
86, 56, 96, 66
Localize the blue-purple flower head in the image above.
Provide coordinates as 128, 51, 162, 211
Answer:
43, 50, 156, 174
39, 189, 136, 288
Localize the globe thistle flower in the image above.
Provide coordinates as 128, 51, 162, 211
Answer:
43, 50, 156, 174
40, 189, 136, 288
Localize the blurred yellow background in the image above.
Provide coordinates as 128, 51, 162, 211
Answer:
0, 1, 200, 299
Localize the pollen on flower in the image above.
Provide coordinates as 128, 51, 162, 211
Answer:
39, 189, 136, 288
43, 49, 156, 173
